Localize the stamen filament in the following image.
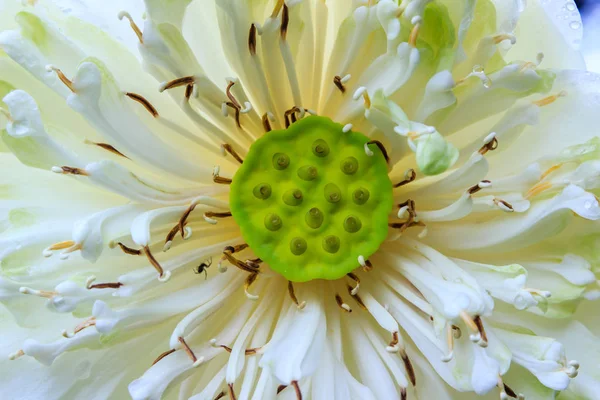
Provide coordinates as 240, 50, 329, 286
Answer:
118, 11, 143, 43
287, 281, 306, 309
221, 143, 244, 164
152, 348, 176, 365
46, 65, 75, 92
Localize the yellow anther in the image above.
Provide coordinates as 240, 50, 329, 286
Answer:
526, 181, 553, 199
540, 164, 563, 181
47, 240, 76, 251
533, 91, 567, 107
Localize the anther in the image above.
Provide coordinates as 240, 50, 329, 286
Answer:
284, 106, 302, 128
408, 16, 422, 47
62, 317, 96, 338
346, 285, 367, 310
333, 75, 346, 93
228, 383, 237, 400
386, 331, 401, 353
400, 349, 417, 386
84, 139, 129, 158
335, 294, 352, 313
19, 286, 57, 299
353, 87, 371, 108
184, 84, 195, 100
213, 166, 233, 184
152, 348, 176, 365
493, 198, 514, 212
467, 180, 492, 195
46, 65, 75, 92
473, 316, 489, 348
159, 76, 196, 92
178, 336, 200, 365
118, 11, 143, 43
288, 281, 306, 309
43, 240, 76, 257
533, 91, 567, 107
143, 246, 170, 282
244, 272, 259, 300
280, 3, 289, 40
125, 92, 159, 118
248, 24, 257, 55
262, 112, 273, 132
51, 166, 88, 176
492, 33, 517, 45
222, 245, 259, 273
203, 211, 233, 225
8, 349, 24, 361
479, 132, 499, 155
525, 182, 552, 199
358, 255, 373, 271
365, 140, 390, 165
116, 242, 142, 256
394, 169, 417, 188
213, 391, 226, 400
86, 276, 123, 290
347, 273, 360, 295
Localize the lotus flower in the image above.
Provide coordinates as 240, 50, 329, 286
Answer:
1, 0, 599, 399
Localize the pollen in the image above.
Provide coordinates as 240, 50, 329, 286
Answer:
229, 116, 393, 282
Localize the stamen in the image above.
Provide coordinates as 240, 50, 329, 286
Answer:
280, 4, 289, 40
346, 285, 367, 310
213, 166, 233, 185
62, 317, 96, 338
228, 383, 237, 400
353, 87, 371, 109
467, 180, 492, 195
288, 281, 306, 309
226, 81, 242, 110
8, 349, 24, 360
221, 143, 244, 164
277, 385, 287, 394
441, 324, 455, 362
271, 0, 285, 18
346, 273, 361, 295
343, 123, 353, 133
493, 198, 514, 212
248, 24, 257, 55
19, 286, 57, 299
125, 92, 159, 118
335, 294, 352, 312
262, 112, 273, 132
284, 106, 302, 128
210, 340, 261, 355
333, 75, 346, 93
358, 255, 373, 272
46, 65, 75, 92
116, 242, 142, 256
143, 246, 171, 282
525, 182, 552, 199
86, 276, 123, 290
118, 11, 143, 43
203, 211, 233, 225
224, 102, 242, 128
184, 84, 195, 100
387, 331, 401, 353
540, 164, 563, 181
408, 16, 422, 47
525, 288, 552, 299
43, 240, 76, 258
164, 224, 181, 251
84, 139, 129, 159
51, 166, 88, 176
473, 316, 489, 348
178, 337, 203, 366
456, 65, 492, 88
492, 33, 517, 45
459, 311, 487, 346
244, 272, 260, 300
152, 349, 176, 365
365, 140, 390, 165
394, 169, 417, 188
222, 245, 259, 274
479, 132, 498, 155
159, 76, 196, 92
214, 392, 226, 400
291, 381, 302, 400
533, 91, 567, 107
400, 349, 417, 386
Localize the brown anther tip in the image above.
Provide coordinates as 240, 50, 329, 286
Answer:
503, 383, 518, 398
335, 294, 352, 313
262, 113, 273, 132
394, 169, 417, 188
347, 285, 367, 309
333, 75, 346, 93
363, 259, 373, 272
116, 242, 142, 256
125, 92, 159, 118
152, 348, 176, 365
248, 24, 257, 55
213, 391, 226, 400
224, 246, 236, 254
222, 144, 244, 164
161, 76, 195, 92
366, 140, 390, 165
228, 383, 237, 400
283, 106, 301, 128
178, 336, 198, 363
400, 350, 417, 386
473, 315, 488, 343
280, 4, 289, 40
478, 137, 499, 155
144, 246, 165, 277
88, 282, 123, 290
401, 387, 407, 400
277, 385, 287, 394
59, 166, 89, 176
88, 140, 129, 159
184, 84, 194, 100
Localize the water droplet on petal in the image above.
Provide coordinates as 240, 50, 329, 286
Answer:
566, 2, 576, 11
585, 200, 593, 209
570, 21, 581, 30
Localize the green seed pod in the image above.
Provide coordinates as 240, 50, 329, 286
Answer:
253, 183, 272, 200
290, 237, 307, 255
352, 187, 370, 205
264, 213, 282, 231
305, 207, 324, 229
298, 165, 318, 181
283, 189, 303, 206
312, 139, 330, 157
344, 215, 362, 233
322, 235, 340, 253
341, 156, 358, 175
272, 153, 290, 170
324, 183, 342, 203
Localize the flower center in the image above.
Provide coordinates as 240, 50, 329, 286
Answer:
229, 116, 393, 282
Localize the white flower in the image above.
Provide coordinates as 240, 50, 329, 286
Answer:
0, 0, 599, 399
